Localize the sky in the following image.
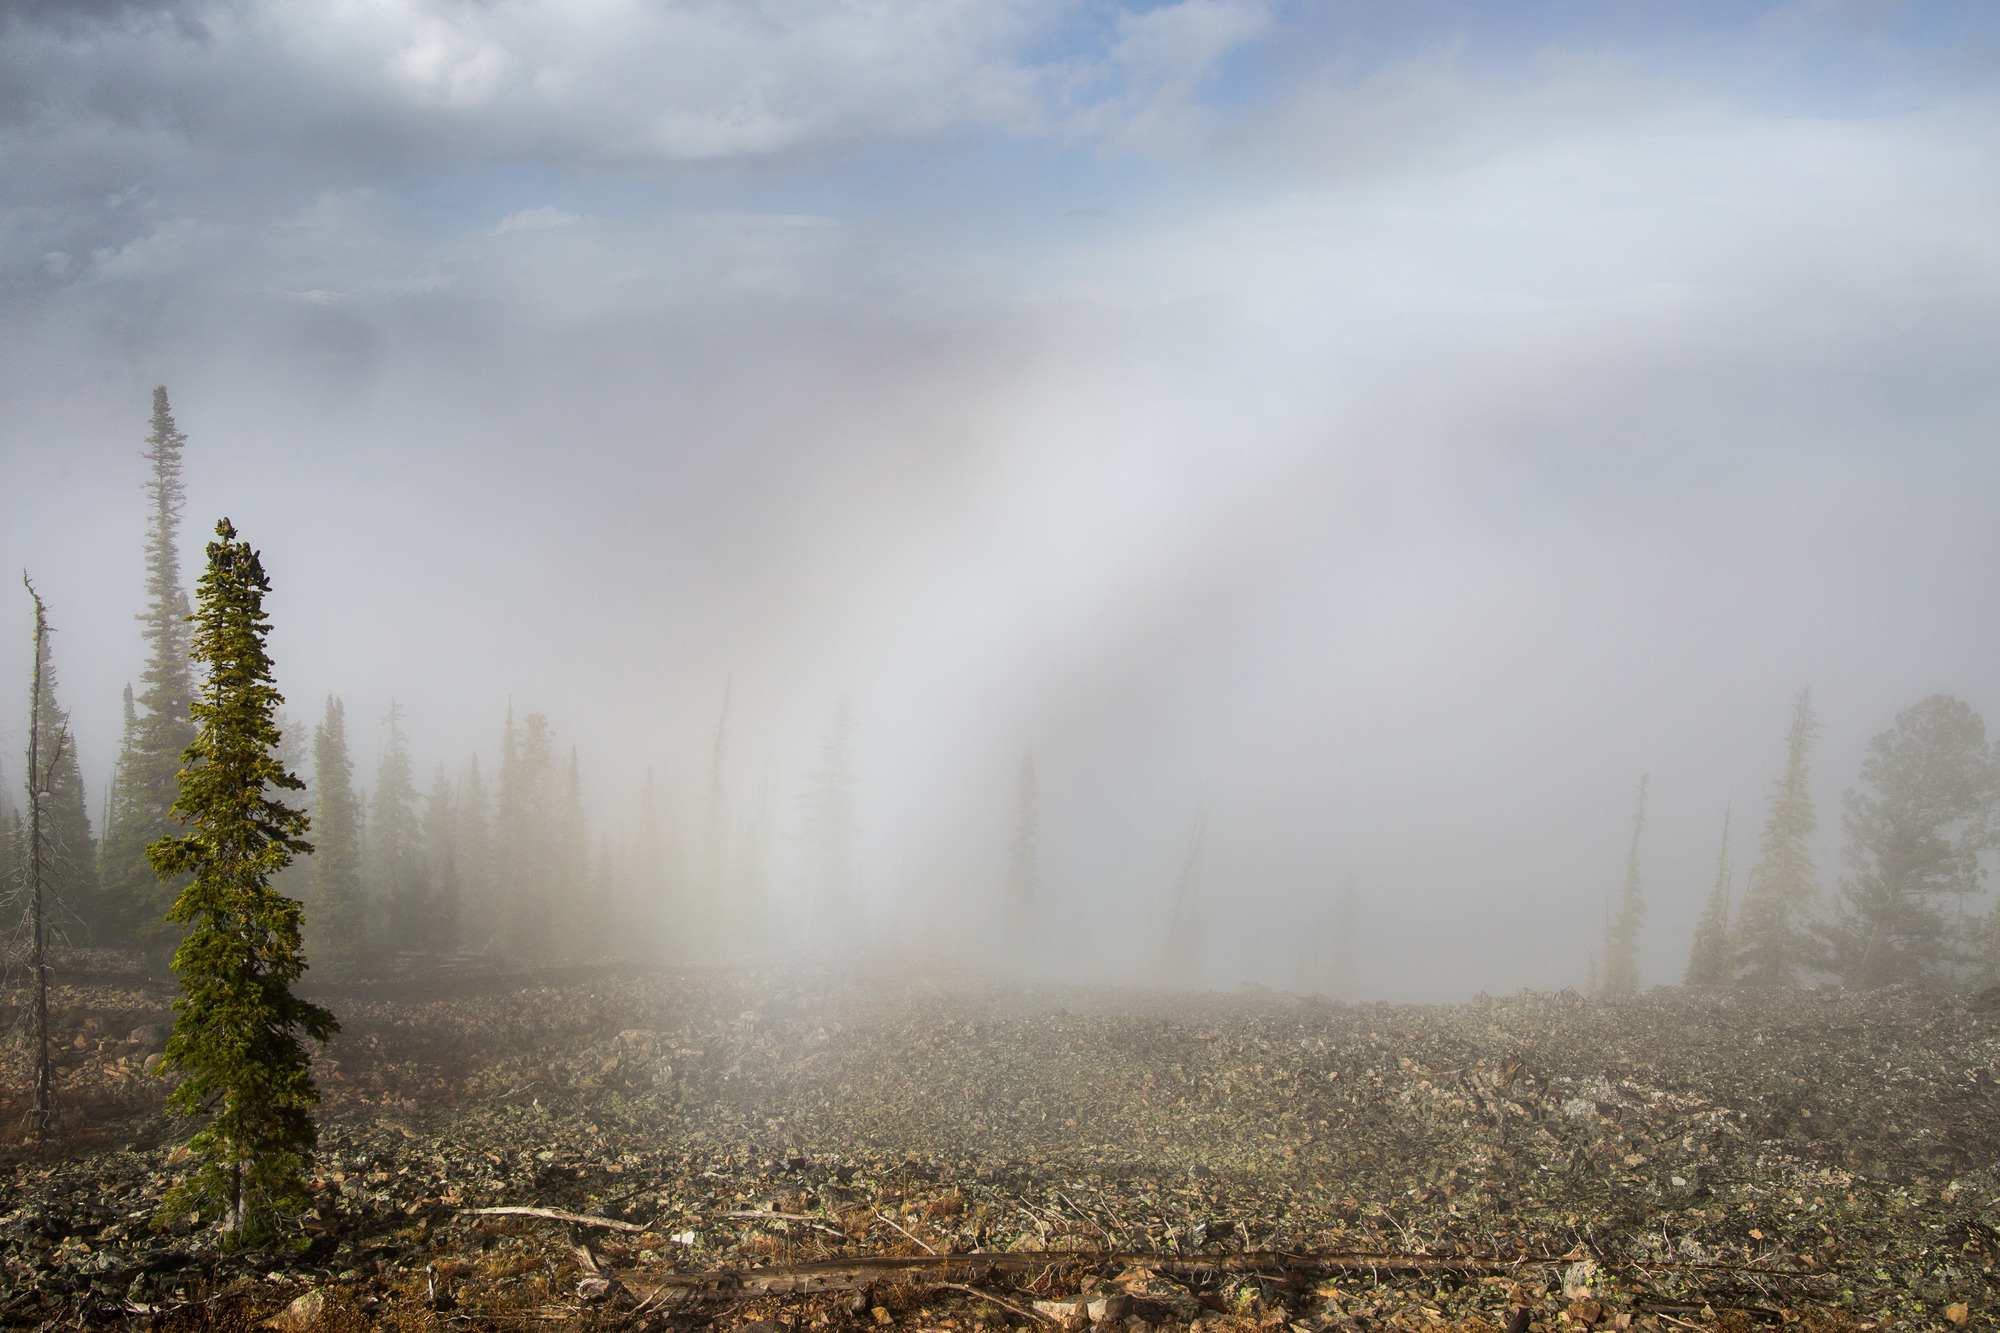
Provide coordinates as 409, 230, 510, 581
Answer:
3, 0, 1999, 999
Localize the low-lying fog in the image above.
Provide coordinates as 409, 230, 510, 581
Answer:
2, 2, 1998, 1000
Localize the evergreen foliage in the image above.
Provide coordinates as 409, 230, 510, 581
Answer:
497, 709, 559, 957
100, 387, 199, 959
422, 762, 461, 954
1826, 694, 1999, 988
21, 600, 96, 943
21, 580, 62, 1136
1684, 810, 1734, 987
307, 697, 366, 976
151, 520, 336, 1245
457, 753, 491, 947
371, 701, 425, 951
1735, 689, 1823, 985
1602, 775, 1649, 996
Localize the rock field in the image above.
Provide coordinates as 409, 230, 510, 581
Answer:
2, 955, 1996, 1331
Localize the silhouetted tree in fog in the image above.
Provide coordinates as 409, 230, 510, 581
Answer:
372, 701, 425, 951
1825, 694, 1998, 988
19, 590, 95, 947
805, 696, 856, 937
1602, 775, 1648, 996
1684, 810, 1734, 987
422, 763, 462, 953
498, 709, 562, 958
458, 754, 492, 943
1735, 689, 1823, 985
99, 388, 198, 961
308, 697, 366, 976
21, 579, 64, 1138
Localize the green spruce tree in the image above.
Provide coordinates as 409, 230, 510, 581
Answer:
1603, 775, 1649, 996
100, 388, 199, 960
307, 697, 366, 976
1684, 810, 1734, 988
1735, 690, 1823, 985
152, 520, 336, 1245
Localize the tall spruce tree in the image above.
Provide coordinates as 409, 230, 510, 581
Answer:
152, 520, 335, 1244
307, 697, 365, 976
371, 701, 424, 952
1684, 810, 1734, 988
458, 754, 491, 945
21, 580, 63, 1136
1735, 690, 1823, 985
420, 763, 460, 954
1826, 695, 1999, 988
497, 709, 558, 957
21, 594, 96, 945
1603, 775, 1649, 996
100, 387, 199, 959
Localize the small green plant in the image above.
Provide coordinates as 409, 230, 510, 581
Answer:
152, 519, 338, 1248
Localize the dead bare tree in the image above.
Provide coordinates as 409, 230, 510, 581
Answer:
21, 573, 64, 1139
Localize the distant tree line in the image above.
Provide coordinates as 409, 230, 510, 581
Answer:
1606, 685, 2000, 995
6, 388, 870, 977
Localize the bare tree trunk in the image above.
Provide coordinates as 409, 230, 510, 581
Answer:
23, 576, 58, 1139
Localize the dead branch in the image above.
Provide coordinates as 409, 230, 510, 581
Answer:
462, 1206, 644, 1231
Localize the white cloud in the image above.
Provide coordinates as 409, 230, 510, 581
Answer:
492, 206, 579, 235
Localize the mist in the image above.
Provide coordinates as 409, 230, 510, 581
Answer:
4, 1, 2000, 1000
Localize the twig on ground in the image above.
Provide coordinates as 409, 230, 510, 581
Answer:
937, 1282, 1058, 1325
464, 1206, 644, 1231
874, 1210, 938, 1255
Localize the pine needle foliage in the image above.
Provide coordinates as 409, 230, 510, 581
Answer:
1735, 689, 1823, 985
101, 388, 199, 959
151, 520, 336, 1247
1684, 809, 1734, 988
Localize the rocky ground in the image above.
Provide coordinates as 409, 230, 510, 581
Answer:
1, 953, 1997, 1332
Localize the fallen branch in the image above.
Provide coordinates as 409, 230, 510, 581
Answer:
874, 1210, 938, 1255
937, 1282, 1059, 1326
463, 1206, 644, 1232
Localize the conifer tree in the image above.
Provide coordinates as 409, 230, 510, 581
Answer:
21, 579, 63, 1137
371, 701, 424, 951
1603, 775, 1649, 996
805, 696, 857, 937
20, 594, 96, 943
1735, 690, 1823, 985
307, 697, 365, 975
458, 754, 491, 943
152, 520, 335, 1244
1684, 810, 1734, 987
497, 709, 558, 957
1826, 695, 1999, 987
422, 763, 461, 954
100, 388, 199, 959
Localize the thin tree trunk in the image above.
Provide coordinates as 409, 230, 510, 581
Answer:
23, 577, 57, 1139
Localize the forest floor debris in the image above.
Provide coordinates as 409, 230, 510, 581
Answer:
2, 953, 1996, 1331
